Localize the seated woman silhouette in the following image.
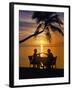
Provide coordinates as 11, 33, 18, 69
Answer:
45, 49, 54, 69
32, 49, 40, 68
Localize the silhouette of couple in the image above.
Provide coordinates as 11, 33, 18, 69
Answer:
32, 48, 54, 68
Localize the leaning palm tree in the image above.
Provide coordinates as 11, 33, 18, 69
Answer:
20, 11, 64, 43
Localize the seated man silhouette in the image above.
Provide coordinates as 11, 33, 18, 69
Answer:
32, 49, 40, 68
45, 49, 54, 69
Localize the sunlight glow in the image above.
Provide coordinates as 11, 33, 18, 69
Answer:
40, 40, 44, 57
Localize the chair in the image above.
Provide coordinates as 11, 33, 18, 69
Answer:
51, 56, 57, 69
28, 56, 33, 64
28, 56, 40, 68
43, 56, 57, 69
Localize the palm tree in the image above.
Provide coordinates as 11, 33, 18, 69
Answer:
20, 11, 64, 43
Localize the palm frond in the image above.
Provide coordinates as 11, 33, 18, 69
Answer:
32, 12, 56, 23
47, 14, 63, 26
34, 23, 42, 36
50, 24, 64, 36
45, 27, 51, 42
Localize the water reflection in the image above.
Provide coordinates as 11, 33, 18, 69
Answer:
19, 45, 64, 69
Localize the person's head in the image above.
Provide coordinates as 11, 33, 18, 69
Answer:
34, 49, 37, 53
47, 49, 51, 53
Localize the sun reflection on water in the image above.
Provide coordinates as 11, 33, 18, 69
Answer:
40, 40, 44, 57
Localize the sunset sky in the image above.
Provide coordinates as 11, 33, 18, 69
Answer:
19, 10, 64, 68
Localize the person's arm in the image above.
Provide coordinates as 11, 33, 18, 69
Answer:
37, 53, 40, 55
51, 53, 54, 58
43, 53, 48, 55
32, 54, 35, 59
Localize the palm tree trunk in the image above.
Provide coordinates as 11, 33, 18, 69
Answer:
19, 29, 45, 44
